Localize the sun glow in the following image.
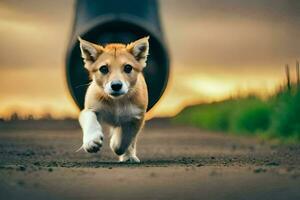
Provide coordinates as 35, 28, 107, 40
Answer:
151, 68, 282, 118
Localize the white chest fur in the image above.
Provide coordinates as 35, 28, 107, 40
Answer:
97, 102, 144, 125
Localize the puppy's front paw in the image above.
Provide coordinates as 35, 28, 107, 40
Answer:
119, 155, 140, 163
83, 131, 104, 153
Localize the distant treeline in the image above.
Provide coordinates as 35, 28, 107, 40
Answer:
0, 113, 76, 122
173, 85, 300, 142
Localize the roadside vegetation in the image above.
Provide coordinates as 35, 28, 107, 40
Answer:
173, 65, 300, 142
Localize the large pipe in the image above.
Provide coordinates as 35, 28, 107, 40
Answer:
65, 0, 170, 111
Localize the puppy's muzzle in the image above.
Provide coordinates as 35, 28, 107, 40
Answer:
111, 80, 122, 91
110, 80, 124, 96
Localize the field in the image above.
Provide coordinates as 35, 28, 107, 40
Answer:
0, 119, 300, 200
173, 86, 300, 142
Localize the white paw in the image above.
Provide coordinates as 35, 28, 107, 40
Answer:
83, 131, 104, 153
119, 155, 140, 163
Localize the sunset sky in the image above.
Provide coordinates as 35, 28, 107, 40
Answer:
0, 0, 300, 119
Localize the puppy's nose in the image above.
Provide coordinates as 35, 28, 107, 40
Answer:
111, 80, 123, 92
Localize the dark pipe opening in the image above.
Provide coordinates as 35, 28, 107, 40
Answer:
66, 1, 169, 112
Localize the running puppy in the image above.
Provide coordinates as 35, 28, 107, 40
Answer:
78, 36, 149, 162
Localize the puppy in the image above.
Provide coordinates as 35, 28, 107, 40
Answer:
78, 36, 149, 163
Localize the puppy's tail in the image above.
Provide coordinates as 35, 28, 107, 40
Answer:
75, 145, 84, 152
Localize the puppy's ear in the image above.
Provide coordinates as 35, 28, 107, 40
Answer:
78, 37, 103, 68
127, 36, 149, 67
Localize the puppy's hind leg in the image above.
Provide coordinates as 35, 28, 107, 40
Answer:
79, 109, 104, 153
110, 119, 144, 163
119, 137, 139, 163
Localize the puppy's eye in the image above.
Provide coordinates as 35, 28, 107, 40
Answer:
99, 65, 109, 74
124, 64, 133, 74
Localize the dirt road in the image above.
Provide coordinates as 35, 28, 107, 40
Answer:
0, 119, 299, 200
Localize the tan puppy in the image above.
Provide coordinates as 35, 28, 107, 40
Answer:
78, 36, 149, 162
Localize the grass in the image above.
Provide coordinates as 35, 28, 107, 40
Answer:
173, 85, 300, 142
